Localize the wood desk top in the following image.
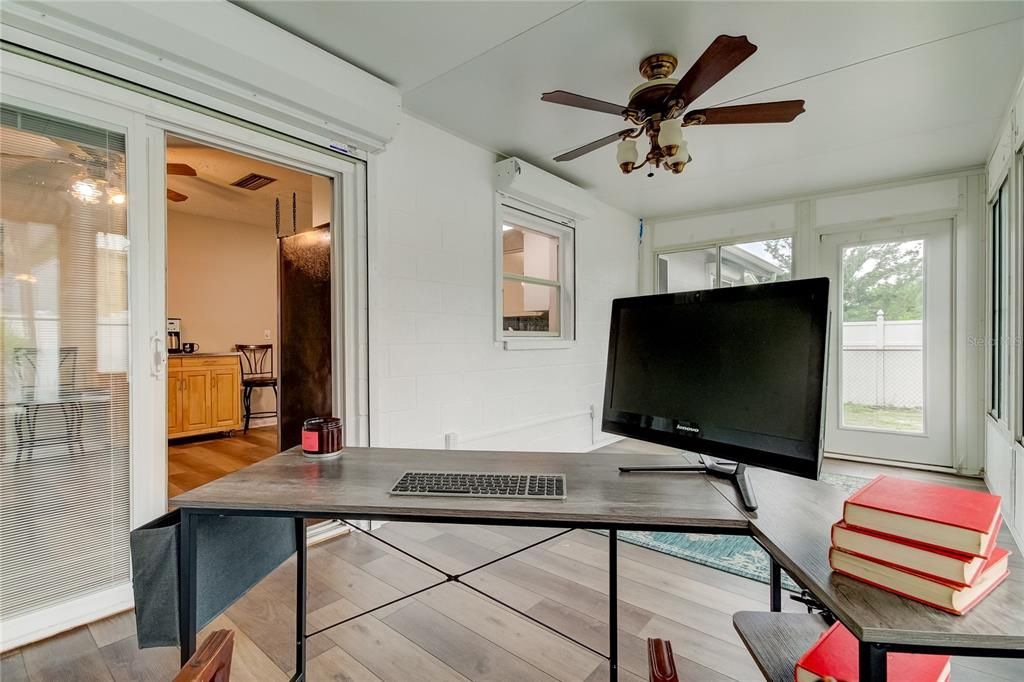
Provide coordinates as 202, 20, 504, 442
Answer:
172, 446, 1024, 654
709, 466, 1024, 653
171, 447, 749, 531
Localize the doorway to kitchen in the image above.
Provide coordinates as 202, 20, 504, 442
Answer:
164, 135, 334, 498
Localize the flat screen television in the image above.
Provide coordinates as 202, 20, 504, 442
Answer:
602, 278, 830, 509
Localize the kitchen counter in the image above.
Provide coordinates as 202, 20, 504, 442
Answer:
169, 351, 240, 358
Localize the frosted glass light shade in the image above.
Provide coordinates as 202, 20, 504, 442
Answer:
657, 119, 683, 155
616, 139, 638, 164
666, 139, 689, 173
616, 139, 638, 173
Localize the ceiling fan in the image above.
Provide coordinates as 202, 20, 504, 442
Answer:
2, 142, 198, 203
541, 35, 805, 176
166, 162, 196, 202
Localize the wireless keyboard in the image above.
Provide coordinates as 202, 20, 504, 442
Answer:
389, 471, 566, 500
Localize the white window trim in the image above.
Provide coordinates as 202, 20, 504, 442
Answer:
494, 195, 576, 350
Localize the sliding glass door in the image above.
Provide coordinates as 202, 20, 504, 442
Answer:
0, 97, 139, 646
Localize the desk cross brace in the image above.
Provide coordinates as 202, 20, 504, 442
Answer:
305, 524, 616, 665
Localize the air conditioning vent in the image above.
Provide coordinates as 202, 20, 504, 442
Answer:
231, 172, 277, 190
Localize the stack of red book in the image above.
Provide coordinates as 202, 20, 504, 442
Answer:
828, 475, 1010, 615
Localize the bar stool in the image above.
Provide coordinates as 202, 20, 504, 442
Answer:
235, 344, 277, 434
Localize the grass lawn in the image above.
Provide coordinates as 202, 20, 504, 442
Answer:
843, 402, 923, 432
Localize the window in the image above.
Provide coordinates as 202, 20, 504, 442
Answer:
657, 237, 793, 294
497, 201, 575, 345
989, 181, 1008, 421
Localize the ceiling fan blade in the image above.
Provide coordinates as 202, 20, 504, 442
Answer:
167, 162, 198, 176
554, 129, 635, 162
684, 100, 805, 125
665, 35, 757, 107
542, 90, 629, 117
167, 188, 188, 202
1, 153, 76, 164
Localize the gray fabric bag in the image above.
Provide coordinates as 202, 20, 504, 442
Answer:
130, 510, 296, 648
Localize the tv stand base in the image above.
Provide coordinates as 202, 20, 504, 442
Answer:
619, 456, 758, 511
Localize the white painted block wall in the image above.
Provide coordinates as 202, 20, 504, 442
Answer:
371, 115, 639, 452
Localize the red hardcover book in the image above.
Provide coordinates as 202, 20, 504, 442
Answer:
831, 520, 992, 587
829, 546, 1010, 615
795, 620, 950, 682
843, 475, 1002, 557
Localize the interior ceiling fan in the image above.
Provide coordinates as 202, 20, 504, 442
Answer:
541, 35, 805, 177
166, 162, 196, 202
2, 141, 198, 203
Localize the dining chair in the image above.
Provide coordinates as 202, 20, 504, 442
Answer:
235, 344, 278, 433
173, 629, 234, 682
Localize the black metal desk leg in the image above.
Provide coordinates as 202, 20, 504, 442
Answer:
609, 529, 618, 681
178, 509, 198, 666
859, 641, 887, 681
769, 555, 782, 612
294, 518, 307, 680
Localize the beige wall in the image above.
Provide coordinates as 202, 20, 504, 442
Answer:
167, 209, 278, 416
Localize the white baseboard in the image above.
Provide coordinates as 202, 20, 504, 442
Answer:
1, 583, 134, 652
306, 519, 351, 546
588, 436, 623, 451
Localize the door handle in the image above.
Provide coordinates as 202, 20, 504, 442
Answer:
151, 334, 166, 378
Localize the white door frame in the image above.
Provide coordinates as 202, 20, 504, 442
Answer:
0, 49, 369, 648
819, 219, 954, 468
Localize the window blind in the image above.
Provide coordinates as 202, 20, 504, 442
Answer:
0, 104, 131, 622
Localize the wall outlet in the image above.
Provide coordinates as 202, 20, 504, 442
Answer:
263, 329, 271, 340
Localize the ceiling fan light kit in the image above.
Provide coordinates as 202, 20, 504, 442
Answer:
541, 34, 805, 177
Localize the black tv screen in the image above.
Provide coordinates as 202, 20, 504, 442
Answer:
602, 278, 830, 480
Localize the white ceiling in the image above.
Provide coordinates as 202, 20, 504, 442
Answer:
166, 136, 328, 229
238, 1, 1024, 218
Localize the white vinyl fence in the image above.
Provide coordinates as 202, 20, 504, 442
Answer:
841, 312, 922, 409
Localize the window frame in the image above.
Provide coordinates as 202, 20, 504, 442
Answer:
494, 196, 576, 349
988, 180, 1010, 424
1016, 150, 1024, 444
653, 233, 796, 294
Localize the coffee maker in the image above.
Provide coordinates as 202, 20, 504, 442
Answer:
167, 318, 182, 354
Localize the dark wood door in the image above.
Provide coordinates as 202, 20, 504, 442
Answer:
278, 226, 333, 450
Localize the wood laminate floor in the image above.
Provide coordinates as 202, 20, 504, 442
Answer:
167, 426, 278, 498
5, 441, 1021, 681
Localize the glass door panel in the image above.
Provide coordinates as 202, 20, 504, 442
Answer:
839, 238, 925, 433
0, 105, 131, 622
821, 221, 952, 467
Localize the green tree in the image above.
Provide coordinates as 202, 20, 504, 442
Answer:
842, 241, 923, 322
762, 239, 792, 277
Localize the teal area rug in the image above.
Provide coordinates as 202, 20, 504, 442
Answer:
607, 472, 870, 592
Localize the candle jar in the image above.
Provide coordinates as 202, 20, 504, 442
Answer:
301, 417, 343, 458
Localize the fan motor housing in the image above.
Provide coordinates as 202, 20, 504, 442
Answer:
628, 78, 678, 114
631, 53, 681, 114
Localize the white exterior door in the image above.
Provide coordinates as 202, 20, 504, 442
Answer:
820, 220, 954, 467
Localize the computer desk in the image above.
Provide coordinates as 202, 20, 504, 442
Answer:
171, 447, 1024, 682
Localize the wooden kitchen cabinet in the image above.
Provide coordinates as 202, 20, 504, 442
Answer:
167, 354, 242, 439
167, 367, 183, 436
